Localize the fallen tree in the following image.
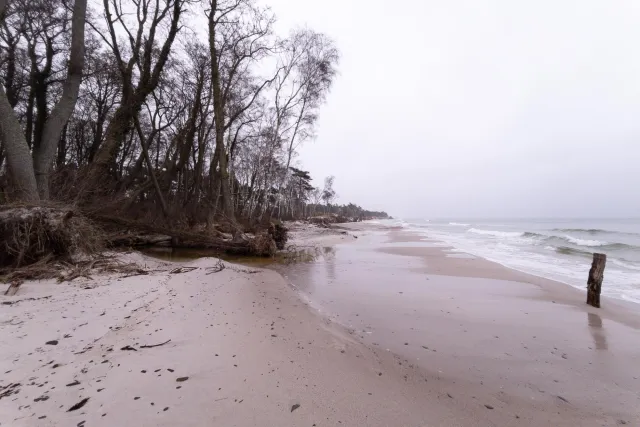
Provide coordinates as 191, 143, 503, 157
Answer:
0, 206, 287, 284
308, 214, 352, 227
92, 214, 282, 257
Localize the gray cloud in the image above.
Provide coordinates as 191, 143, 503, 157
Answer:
266, 0, 640, 218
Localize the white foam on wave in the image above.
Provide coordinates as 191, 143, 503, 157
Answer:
611, 258, 640, 271
468, 228, 523, 238
562, 235, 605, 247
449, 222, 470, 227
425, 227, 640, 305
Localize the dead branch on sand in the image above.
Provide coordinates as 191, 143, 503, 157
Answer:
205, 259, 225, 274
169, 266, 198, 274
4, 281, 21, 296
140, 339, 171, 348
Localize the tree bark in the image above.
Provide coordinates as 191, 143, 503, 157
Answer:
33, 0, 87, 199
0, 0, 38, 202
79, 101, 138, 200
208, 2, 234, 222
0, 85, 39, 202
587, 253, 606, 308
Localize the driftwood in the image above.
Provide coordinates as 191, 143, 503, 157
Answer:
205, 259, 225, 274
109, 234, 172, 247
93, 214, 279, 257
169, 266, 197, 274
120, 268, 149, 278
4, 281, 21, 296
587, 253, 606, 308
140, 339, 171, 348
92, 214, 225, 240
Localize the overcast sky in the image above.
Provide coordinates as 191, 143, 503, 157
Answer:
263, 0, 640, 219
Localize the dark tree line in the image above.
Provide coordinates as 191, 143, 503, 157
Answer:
0, 0, 384, 229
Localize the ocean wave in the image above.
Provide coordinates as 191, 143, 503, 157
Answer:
554, 246, 593, 257
428, 224, 640, 304
468, 228, 523, 238
550, 242, 640, 258
611, 258, 640, 271
553, 228, 609, 234
449, 222, 470, 227
549, 245, 640, 262
605, 242, 640, 250
522, 231, 546, 239
562, 235, 605, 247
467, 228, 640, 252
554, 228, 640, 238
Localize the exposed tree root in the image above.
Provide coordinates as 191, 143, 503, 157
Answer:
0, 205, 102, 269
0, 206, 289, 284
92, 213, 283, 257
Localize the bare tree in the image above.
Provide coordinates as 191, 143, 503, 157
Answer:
0, 0, 358, 229
321, 175, 335, 212
33, 0, 87, 199
276, 28, 338, 172
207, 0, 277, 221
0, 0, 87, 201
0, 0, 38, 201
78, 0, 186, 202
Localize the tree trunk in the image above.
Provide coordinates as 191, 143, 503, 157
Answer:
208, 1, 235, 222
587, 253, 606, 308
33, 0, 87, 199
0, 1, 37, 202
77, 101, 138, 202
56, 124, 68, 169
134, 115, 169, 219
0, 85, 39, 202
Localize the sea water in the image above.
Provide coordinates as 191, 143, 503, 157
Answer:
384, 218, 640, 304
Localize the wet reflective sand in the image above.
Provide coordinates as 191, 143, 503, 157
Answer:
277, 228, 640, 423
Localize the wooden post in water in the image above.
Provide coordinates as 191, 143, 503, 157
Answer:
587, 253, 606, 308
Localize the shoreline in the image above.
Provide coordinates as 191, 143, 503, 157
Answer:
278, 222, 640, 425
1, 224, 639, 426
377, 227, 640, 328
384, 223, 640, 307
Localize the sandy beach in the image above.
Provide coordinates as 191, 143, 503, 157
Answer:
1, 224, 639, 426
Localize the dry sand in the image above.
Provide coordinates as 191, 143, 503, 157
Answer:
0, 252, 466, 426
1, 226, 639, 426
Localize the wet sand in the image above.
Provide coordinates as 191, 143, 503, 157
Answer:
278, 226, 640, 425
